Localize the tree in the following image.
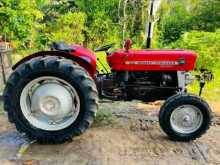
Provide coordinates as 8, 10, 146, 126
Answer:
74, 0, 120, 48
157, 0, 190, 45
168, 29, 220, 69
157, 0, 220, 45
0, 0, 43, 49
189, 0, 220, 32
49, 12, 86, 45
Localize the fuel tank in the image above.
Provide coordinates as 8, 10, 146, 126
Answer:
107, 50, 197, 71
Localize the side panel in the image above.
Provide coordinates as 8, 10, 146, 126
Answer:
107, 50, 197, 71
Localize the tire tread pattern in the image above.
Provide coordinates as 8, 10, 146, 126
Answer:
3, 56, 98, 143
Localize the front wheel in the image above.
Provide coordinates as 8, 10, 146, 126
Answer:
159, 94, 212, 141
3, 56, 98, 143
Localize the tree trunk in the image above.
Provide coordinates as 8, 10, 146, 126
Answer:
122, 0, 128, 45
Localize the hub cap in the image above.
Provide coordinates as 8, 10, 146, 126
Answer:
20, 76, 80, 131
170, 105, 203, 134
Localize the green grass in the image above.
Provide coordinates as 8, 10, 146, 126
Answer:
0, 101, 4, 115
93, 106, 116, 127
188, 69, 220, 101
0, 85, 4, 92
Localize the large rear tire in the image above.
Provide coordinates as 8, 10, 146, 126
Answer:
159, 94, 212, 141
3, 56, 98, 143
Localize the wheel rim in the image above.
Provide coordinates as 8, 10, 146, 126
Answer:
170, 105, 203, 134
20, 76, 80, 131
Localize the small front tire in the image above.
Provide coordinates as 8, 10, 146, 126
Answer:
159, 94, 212, 141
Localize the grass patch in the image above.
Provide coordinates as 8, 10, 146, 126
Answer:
0, 87, 4, 94
0, 101, 4, 115
188, 69, 220, 101
93, 106, 116, 127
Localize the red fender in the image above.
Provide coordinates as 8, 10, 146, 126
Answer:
13, 49, 97, 78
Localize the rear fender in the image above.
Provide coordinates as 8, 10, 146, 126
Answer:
12, 51, 96, 78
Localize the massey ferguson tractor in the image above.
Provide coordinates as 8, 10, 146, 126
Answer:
3, 40, 212, 143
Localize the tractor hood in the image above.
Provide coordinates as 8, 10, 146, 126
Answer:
107, 49, 197, 71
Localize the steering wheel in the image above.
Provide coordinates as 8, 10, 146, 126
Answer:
95, 43, 115, 52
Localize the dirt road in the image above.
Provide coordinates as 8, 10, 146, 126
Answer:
0, 101, 220, 165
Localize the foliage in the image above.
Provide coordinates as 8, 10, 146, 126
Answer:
49, 12, 86, 45
158, 1, 191, 45
168, 29, 220, 69
0, 0, 44, 49
85, 16, 120, 49
0, 0, 150, 50
1, 0, 219, 50
189, 0, 220, 32
75, 0, 149, 48
157, 0, 220, 45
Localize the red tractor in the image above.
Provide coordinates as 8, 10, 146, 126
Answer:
3, 40, 212, 143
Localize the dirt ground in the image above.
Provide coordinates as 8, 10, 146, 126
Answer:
0, 101, 220, 165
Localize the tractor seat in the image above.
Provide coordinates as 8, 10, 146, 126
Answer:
50, 41, 74, 52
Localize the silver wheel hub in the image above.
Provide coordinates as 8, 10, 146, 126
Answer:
31, 83, 73, 120
20, 76, 80, 131
170, 105, 203, 134
40, 96, 59, 116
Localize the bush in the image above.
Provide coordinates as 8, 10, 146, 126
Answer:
49, 12, 86, 45
168, 29, 220, 69
0, 0, 44, 49
94, 106, 116, 126
157, 0, 220, 45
